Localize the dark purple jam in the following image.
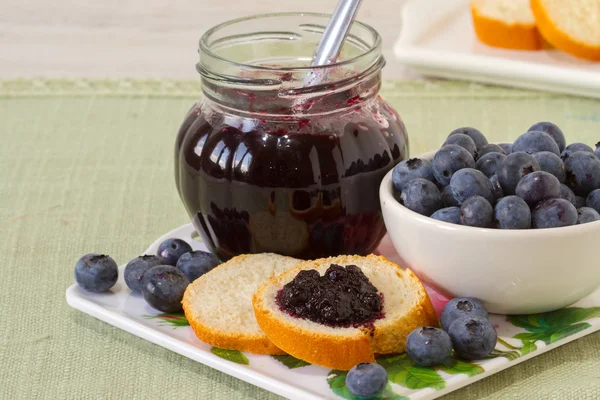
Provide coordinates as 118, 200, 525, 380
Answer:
175, 99, 408, 261
275, 264, 384, 327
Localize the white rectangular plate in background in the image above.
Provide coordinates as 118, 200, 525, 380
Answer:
394, 0, 600, 99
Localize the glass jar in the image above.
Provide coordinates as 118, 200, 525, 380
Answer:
175, 13, 408, 261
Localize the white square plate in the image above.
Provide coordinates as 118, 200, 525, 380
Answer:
67, 223, 600, 400
394, 0, 600, 99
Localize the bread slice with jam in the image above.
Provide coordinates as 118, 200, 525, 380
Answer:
182, 253, 300, 354
252, 254, 438, 370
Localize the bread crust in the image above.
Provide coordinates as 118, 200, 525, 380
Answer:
252, 255, 438, 370
471, 2, 543, 50
531, 0, 600, 61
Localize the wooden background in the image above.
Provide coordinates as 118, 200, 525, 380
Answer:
1, 0, 419, 79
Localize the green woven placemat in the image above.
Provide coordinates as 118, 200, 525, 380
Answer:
1, 79, 599, 400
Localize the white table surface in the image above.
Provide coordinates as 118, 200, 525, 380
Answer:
1, 0, 420, 80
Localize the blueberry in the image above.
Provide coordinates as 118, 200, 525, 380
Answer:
444, 134, 477, 158
406, 327, 453, 367
399, 178, 443, 216
440, 297, 488, 331
561, 143, 594, 160
448, 316, 497, 360
559, 184, 577, 206
441, 185, 459, 207
124, 255, 167, 292
512, 131, 560, 156
449, 168, 495, 205
430, 207, 461, 224
460, 196, 493, 228
498, 143, 513, 155
577, 207, 600, 224
532, 151, 566, 183
476, 144, 506, 159
345, 363, 388, 399
515, 171, 561, 206
497, 152, 541, 195
142, 265, 190, 312
74, 254, 118, 293
176, 250, 221, 282
528, 122, 566, 152
564, 151, 600, 196
595, 141, 600, 159
532, 198, 578, 229
448, 127, 488, 149
432, 144, 476, 186
490, 174, 504, 202
476, 152, 506, 177
574, 196, 587, 209
392, 158, 435, 192
157, 238, 193, 266
586, 189, 600, 214
494, 196, 531, 229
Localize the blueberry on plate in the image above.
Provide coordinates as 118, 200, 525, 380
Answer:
574, 196, 587, 209
532, 198, 578, 229
75, 254, 118, 293
515, 171, 561, 206
124, 255, 166, 292
406, 327, 452, 367
459, 196, 493, 228
176, 250, 221, 282
532, 151, 566, 183
561, 143, 594, 160
489, 174, 504, 202
497, 152, 541, 195
476, 152, 506, 178
440, 297, 488, 331
564, 151, 600, 196
586, 189, 600, 214
444, 134, 478, 159
392, 158, 435, 192
448, 316, 497, 360
577, 207, 600, 224
432, 144, 476, 186
494, 196, 531, 230
476, 144, 506, 159
448, 127, 488, 150
498, 143, 513, 155
345, 362, 388, 399
157, 238, 193, 266
430, 207, 461, 224
528, 122, 566, 152
512, 131, 560, 156
595, 141, 600, 160
449, 168, 495, 205
142, 265, 190, 312
399, 178, 443, 216
559, 182, 579, 206
441, 185, 459, 207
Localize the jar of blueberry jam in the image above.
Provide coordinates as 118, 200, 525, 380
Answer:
175, 13, 408, 261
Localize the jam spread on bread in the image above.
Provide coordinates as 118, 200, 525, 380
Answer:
276, 264, 384, 327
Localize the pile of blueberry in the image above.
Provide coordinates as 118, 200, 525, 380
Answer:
344, 298, 495, 399
392, 122, 600, 228
74, 238, 221, 312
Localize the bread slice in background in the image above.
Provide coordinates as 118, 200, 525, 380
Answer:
182, 253, 299, 354
471, 0, 544, 50
253, 255, 438, 370
531, 0, 600, 61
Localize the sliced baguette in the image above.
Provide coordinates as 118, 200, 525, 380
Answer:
531, 0, 600, 61
182, 253, 300, 354
471, 0, 544, 50
252, 255, 438, 370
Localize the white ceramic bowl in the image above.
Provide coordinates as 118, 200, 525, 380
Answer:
380, 152, 600, 314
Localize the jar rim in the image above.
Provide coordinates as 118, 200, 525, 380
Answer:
199, 12, 382, 72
